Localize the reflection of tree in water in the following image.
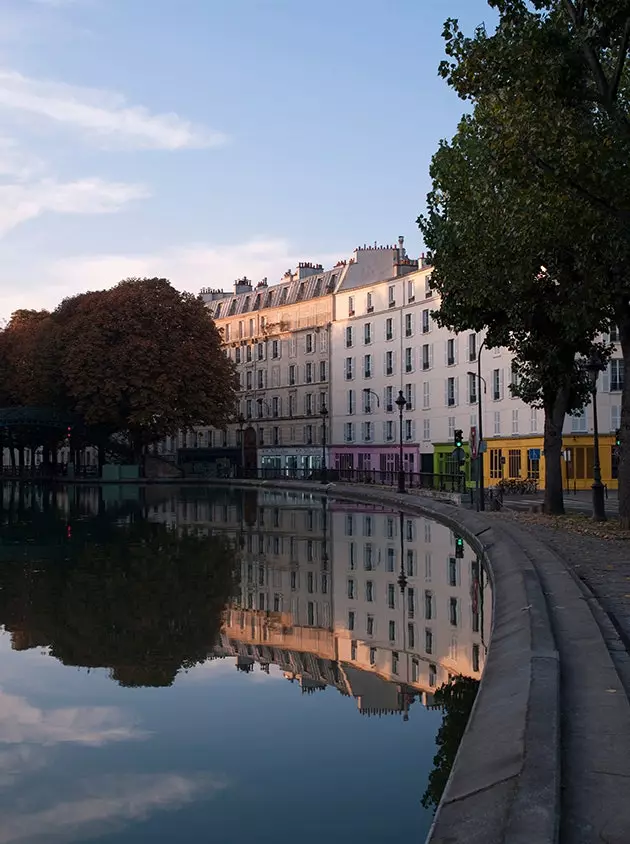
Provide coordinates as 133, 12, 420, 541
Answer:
421, 676, 480, 812
0, 494, 238, 688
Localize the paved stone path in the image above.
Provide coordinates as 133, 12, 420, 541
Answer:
495, 511, 630, 651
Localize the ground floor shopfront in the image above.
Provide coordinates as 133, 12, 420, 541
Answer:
479, 433, 619, 491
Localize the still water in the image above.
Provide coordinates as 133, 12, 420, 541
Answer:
0, 484, 491, 844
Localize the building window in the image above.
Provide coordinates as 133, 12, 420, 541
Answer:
447, 338, 456, 366
364, 355, 372, 378
362, 421, 373, 442
388, 285, 395, 305
425, 590, 433, 619
447, 377, 457, 407
347, 578, 355, 599
363, 388, 373, 413
494, 411, 501, 435
345, 357, 354, 380
364, 544, 374, 571
386, 420, 394, 441
305, 362, 313, 383
366, 580, 374, 602
412, 659, 419, 682
364, 323, 372, 344
258, 427, 264, 446
468, 333, 477, 362
366, 292, 373, 312
305, 394, 313, 415
512, 409, 519, 434
386, 546, 396, 571
472, 644, 480, 673
367, 615, 375, 636
422, 344, 431, 370
370, 647, 376, 666
448, 557, 458, 587
347, 389, 355, 414
257, 342, 264, 361
344, 422, 354, 442
350, 640, 357, 661
493, 368, 503, 401
490, 448, 503, 479
449, 597, 459, 626
305, 424, 313, 444
387, 583, 396, 609
405, 313, 413, 337
530, 408, 539, 433
272, 339, 280, 358
348, 296, 355, 316
289, 365, 296, 386
385, 385, 394, 411
407, 623, 416, 649
571, 410, 587, 433
273, 426, 280, 446
319, 360, 327, 381
386, 350, 394, 376
405, 419, 413, 441
425, 628, 433, 654
405, 347, 413, 372
423, 418, 431, 441
611, 359, 624, 391
508, 448, 522, 478
468, 373, 477, 404
389, 621, 396, 642
422, 309, 430, 333
345, 326, 354, 348
385, 318, 394, 341
408, 278, 415, 301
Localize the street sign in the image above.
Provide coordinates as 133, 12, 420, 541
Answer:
469, 426, 478, 459
529, 448, 542, 460
479, 440, 487, 454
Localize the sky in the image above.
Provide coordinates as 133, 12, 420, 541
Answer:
0, 0, 497, 320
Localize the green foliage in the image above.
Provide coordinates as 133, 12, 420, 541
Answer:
421, 676, 480, 812
0, 494, 239, 687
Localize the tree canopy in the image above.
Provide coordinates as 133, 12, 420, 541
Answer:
420, 0, 630, 515
0, 278, 238, 464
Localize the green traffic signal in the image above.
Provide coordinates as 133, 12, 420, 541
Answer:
455, 536, 464, 558
616, 428, 621, 447
454, 428, 463, 449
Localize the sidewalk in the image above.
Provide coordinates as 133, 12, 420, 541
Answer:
501, 488, 620, 515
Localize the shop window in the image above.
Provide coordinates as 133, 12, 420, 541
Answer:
508, 448, 522, 479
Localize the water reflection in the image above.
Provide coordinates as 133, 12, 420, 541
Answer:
147, 488, 490, 716
0, 483, 492, 843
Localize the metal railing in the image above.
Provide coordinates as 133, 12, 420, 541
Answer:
237, 466, 467, 492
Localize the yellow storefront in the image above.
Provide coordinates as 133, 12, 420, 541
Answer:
483, 434, 619, 491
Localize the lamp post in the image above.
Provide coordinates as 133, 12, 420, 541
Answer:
237, 414, 245, 478
395, 390, 407, 494
585, 350, 607, 522
467, 367, 487, 512
320, 403, 328, 484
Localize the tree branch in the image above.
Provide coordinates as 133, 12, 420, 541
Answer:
611, 16, 630, 103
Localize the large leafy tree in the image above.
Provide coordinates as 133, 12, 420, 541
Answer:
423, 0, 630, 517
52, 278, 238, 459
419, 112, 610, 514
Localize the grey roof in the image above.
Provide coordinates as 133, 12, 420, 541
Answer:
207, 266, 346, 320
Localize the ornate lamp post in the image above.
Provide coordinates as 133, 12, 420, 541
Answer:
585, 350, 607, 522
320, 403, 328, 483
395, 390, 407, 494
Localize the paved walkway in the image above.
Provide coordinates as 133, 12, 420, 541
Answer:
502, 488, 619, 515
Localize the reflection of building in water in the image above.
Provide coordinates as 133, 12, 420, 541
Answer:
150, 489, 492, 716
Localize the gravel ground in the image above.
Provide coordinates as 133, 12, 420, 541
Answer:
492, 510, 630, 646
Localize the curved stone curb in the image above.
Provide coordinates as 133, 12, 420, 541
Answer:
213, 479, 561, 844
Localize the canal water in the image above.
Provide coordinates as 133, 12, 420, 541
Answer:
0, 484, 491, 844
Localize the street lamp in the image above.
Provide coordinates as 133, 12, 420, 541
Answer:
320, 403, 329, 484
237, 414, 245, 478
395, 390, 407, 494
585, 350, 607, 522
467, 367, 487, 512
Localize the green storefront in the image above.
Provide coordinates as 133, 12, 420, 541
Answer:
433, 442, 474, 489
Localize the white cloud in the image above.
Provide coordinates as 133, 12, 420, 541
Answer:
0, 136, 43, 180
0, 688, 147, 746
0, 237, 344, 320
0, 176, 148, 236
0, 70, 226, 150
0, 773, 227, 844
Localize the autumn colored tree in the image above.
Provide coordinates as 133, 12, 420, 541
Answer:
52, 278, 238, 460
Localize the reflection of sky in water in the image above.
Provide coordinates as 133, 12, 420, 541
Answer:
0, 486, 490, 843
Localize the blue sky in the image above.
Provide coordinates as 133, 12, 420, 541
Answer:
0, 0, 496, 318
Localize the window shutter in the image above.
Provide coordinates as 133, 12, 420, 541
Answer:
454, 338, 458, 365
412, 384, 417, 410
320, 332, 327, 353
454, 377, 459, 406
444, 380, 449, 407
602, 363, 610, 392
500, 369, 505, 399
382, 421, 388, 441
429, 344, 434, 368
612, 405, 621, 431
444, 341, 448, 366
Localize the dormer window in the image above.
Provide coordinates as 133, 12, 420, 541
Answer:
229, 299, 237, 315
243, 296, 250, 311
280, 288, 288, 304
296, 283, 305, 301
214, 303, 222, 318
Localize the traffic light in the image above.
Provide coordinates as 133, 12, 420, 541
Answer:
454, 429, 463, 449
455, 536, 465, 558
616, 429, 621, 448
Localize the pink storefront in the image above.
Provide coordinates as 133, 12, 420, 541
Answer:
331, 444, 422, 477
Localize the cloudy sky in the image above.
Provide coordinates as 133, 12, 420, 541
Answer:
0, 0, 495, 319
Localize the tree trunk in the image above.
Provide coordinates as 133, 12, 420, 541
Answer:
617, 300, 630, 528
543, 387, 570, 515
